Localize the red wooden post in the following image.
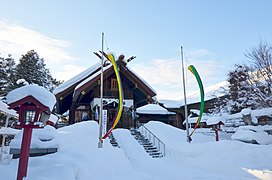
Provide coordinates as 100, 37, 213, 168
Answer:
17, 128, 33, 180
215, 129, 219, 141
214, 124, 221, 141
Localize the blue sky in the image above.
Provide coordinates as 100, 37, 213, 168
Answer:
1, 1, 272, 100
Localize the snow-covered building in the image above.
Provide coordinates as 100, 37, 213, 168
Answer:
0, 100, 18, 146
135, 104, 176, 125
54, 54, 157, 128
159, 81, 229, 128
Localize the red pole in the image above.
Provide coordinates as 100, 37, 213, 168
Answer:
17, 128, 33, 180
215, 129, 219, 141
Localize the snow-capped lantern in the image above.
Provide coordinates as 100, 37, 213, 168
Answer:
6, 84, 56, 180
206, 116, 226, 142
9, 98, 50, 128
8, 94, 51, 128
7, 85, 56, 128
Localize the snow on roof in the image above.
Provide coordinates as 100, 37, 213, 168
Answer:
241, 108, 252, 115
74, 65, 112, 93
206, 116, 226, 125
159, 99, 182, 109
160, 81, 229, 108
53, 61, 101, 95
185, 115, 209, 124
54, 61, 156, 98
0, 100, 17, 117
190, 109, 200, 115
136, 104, 175, 115
251, 108, 272, 117
6, 84, 56, 111
49, 114, 59, 124
238, 125, 263, 132
222, 107, 272, 122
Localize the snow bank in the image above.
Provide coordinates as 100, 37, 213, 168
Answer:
24, 121, 149, 180
113, 129, 150, 166
1, 120, 272, 180
10, 125, 59, 149
0, 127, 20, 135
144, 121, 214, 150
231, 126, 272, 145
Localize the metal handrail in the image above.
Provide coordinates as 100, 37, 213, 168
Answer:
139, 124, 165, 157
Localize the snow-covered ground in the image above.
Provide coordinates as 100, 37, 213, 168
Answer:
0, 121, 272, 180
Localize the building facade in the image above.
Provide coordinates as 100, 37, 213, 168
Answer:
54, 55, 157, 129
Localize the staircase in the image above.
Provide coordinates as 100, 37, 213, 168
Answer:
130, 128, 164, 158
109, 133, 119, 148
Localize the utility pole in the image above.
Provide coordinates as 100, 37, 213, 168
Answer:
181, 46, 190, 143
98, 32, 104, 148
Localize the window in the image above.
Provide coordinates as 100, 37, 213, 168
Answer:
111, 78, 118, 90
24, 110, 36, 122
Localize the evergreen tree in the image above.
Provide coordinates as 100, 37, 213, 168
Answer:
0, 56, 7, 96
15, 50, 61, 92
227, 64, 256, 113
210, 87, 229, 115
0, 54, 16, 96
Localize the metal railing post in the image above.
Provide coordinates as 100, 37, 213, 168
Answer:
138, 124, 166, 157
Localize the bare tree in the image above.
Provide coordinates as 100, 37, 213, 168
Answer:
245, 40, 272, 84
245, 40, 272, 107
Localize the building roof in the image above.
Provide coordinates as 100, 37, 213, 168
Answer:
0, 100, 17, 117
53, 62, 101, 96
136, 104, 175, 115
160, 81, 229, 108
206, 116, 226, 126
54, 56, 157, 114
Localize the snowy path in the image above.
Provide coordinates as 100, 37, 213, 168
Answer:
0, 121, 271, 180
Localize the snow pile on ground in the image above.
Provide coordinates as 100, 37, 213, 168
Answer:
0, 127, 20, 135
10, 125, 59, 149
231, 125, 272, 145
144, 121, 214, 148
1, 120, 272, 180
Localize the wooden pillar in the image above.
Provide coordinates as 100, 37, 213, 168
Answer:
215, 129, 219, 141
69, 103, 76, 124
176, 113, 182, 128
214, 124, 220, 141
17, 128, 33, 180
